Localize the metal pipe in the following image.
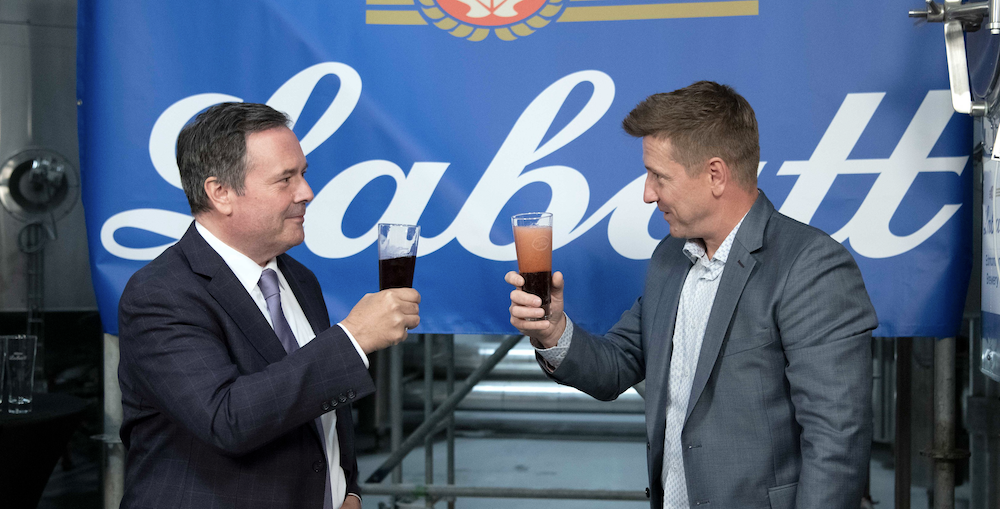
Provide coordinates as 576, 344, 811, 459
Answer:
896, 338, 912, 509
400, 379, 643, 413
365, 334, 522, 483
375, 349, 388, 433
390, 342, 404, 500
933, 337, 956, 509
402, 336, 545, 379
424, 335, 434, 508
445, 335, 455, 509
359, 483, 648, 501
102, 333, 124, 509
990, 0, 1000, 33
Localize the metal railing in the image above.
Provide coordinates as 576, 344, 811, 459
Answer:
362, 333, 646, 507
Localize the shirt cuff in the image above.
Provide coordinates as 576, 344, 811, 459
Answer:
534, 315, 574, 371
337, 323, 370, 369
347, 492, 362, 503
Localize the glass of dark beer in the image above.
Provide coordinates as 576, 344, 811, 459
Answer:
511, 212, 552, 320
378, 223, 420, 290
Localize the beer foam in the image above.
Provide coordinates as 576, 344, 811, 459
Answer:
513, 225, 552, 272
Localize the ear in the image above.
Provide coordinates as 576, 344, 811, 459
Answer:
705, 157, 728, 198
204, 177, 235, 216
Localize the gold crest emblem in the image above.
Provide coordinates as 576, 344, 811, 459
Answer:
366, 0, 759, 42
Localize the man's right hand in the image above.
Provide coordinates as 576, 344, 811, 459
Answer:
506, 271, 566, 349
342, 288, 420, 354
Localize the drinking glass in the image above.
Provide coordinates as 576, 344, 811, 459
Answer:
4, 335, 37, 414
378, 223, 420, 290
511, 212, 553, 320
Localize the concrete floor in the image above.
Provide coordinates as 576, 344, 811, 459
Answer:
35, 434, 973, 508
355, 436, 969, 509
357, 436, 649, 509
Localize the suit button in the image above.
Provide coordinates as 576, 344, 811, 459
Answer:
347, 389, 356, 399
313, 461, 325, 472
646, 442, 650, 450
330, 400, 339, 408
645, 487, 650, 499
321, 402, 331, 411
338, 394, 348, 403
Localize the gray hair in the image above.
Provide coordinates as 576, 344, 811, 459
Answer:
176, 102, 291, 214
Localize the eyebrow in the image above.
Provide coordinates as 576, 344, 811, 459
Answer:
278, 164, 308, 178
646, 166, 667, 179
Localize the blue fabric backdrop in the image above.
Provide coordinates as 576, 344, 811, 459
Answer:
77, 0, 972, 337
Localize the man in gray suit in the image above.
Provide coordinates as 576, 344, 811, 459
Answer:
506, 81, 877, 509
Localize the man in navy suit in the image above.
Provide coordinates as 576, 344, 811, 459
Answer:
507, 82, 877, 509
118, 102, 419, 509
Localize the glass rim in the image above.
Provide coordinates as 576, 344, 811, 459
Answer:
377, 222, 420, 228
511, 212, 552, 220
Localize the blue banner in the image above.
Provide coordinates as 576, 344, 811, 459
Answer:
78, 0, 972, 337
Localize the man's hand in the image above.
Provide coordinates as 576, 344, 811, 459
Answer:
506, 270, 566, 349
342, 288, 420, 354
338, 494, 361, 509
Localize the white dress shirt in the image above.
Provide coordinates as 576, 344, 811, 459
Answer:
195, 221, 368, 506
536, 215, 745, 509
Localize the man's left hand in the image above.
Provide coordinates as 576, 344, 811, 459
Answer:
339, 494, 361, 509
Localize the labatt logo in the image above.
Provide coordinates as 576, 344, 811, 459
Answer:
367, 0, 760, 42
100, 62, 967, 262
418, 0, 562, 41
446, 0, 542, 22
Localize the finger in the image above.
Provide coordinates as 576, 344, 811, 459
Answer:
396, 302, 420, 316
510, 316, 552, 331
404, 314, 420, 330
396, 288, 420, 303
385, 288, 421, 303
552, 271, 564, 290
510, 303, 545, 320
504, 271, 525, 287
509, 289, 541, 307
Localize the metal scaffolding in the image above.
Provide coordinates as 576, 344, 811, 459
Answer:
362, 333, 646, 507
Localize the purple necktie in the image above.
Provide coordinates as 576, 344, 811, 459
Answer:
257, 268, 299, 354
257, 268, 335, 509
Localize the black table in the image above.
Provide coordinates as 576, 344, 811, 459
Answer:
0, 393, 88, 509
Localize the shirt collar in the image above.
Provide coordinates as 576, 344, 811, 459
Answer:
681, 212, 749, 276
195, 221, 281, 295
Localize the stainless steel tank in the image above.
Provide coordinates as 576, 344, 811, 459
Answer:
0, 0, 95, 312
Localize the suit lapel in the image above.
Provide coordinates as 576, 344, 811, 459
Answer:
683, 192, 772, 424
277, 257, 332, 450
278, 256, 330, 334
182, 226, 328, 449
646, 249, 691, 427
181, 224, 288, 365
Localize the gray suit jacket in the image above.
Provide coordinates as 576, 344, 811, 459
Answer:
549, 192, 877, 509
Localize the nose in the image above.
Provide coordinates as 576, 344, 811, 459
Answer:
296, 175, 314, 203
642, 173, 658, 204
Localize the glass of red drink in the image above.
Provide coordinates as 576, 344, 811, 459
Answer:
377, 223, 420, 290
511, 212, 552, 320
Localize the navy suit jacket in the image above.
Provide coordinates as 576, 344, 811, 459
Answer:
548, 193, 877, 509
118, 223, 375, 509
